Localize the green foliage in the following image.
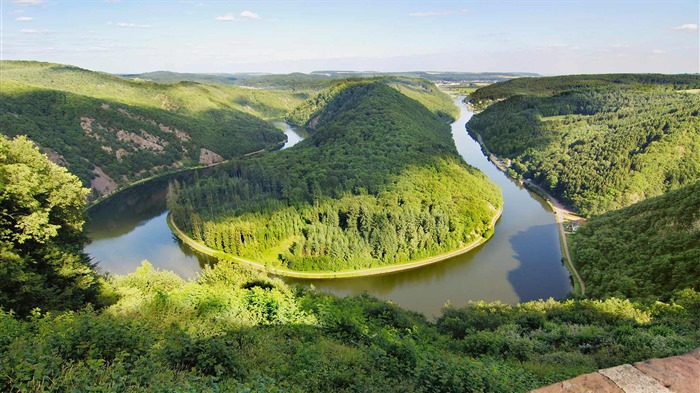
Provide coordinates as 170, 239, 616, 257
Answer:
1, 261, 697, 392
0, 61, 302, 198
468, 77, 700, 215
0, 135, 106, 316
286, 77, 459, 126
469, 73, 700, 108
171, 82, 501, 272
571, 181, 700, 299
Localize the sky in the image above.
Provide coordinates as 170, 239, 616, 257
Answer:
1, 0, 698, 75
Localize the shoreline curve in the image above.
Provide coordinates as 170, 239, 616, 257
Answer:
470, 131, 586, 295
167, 207, 502, 280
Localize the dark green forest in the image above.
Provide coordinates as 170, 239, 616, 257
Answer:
571, 181, 700, 300
170, 82, 502, 272
467, 75, 700, 215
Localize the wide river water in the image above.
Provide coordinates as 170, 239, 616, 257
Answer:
86, 99, 572, 318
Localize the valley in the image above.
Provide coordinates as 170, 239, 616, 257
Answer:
1, 63, 698, 392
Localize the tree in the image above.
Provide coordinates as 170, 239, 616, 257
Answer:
0, 135, 105, 316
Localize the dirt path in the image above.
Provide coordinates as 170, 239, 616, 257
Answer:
167, 207, 502, 280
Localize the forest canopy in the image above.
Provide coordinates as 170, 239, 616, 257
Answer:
169, 81, 502, 272
571, 181, 700, 300
0, 135, 108, 316
467, 75, 700, 215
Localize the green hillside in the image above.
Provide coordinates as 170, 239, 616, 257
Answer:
170, 82, 501, 272
0, 61, 307, 199
467, 75, 700, 215
571, 181, 700, 299
469, 74, 700, 109
286, 76, 459, 126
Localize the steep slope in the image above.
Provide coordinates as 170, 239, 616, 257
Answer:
170, 82, 502, 272
571, 181, 700, 299
467, 75, 700, 215
0, 61, 305, 199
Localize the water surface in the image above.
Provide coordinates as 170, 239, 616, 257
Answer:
86, 107, 572, 318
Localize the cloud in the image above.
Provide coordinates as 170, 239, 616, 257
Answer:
240, 11, 260, 20
106, 0, 119, 3
215, 14, 236, 21
409, 11, 450, 17
12, 0, 45, 5
116, 22, 151, 28
215, 11, 261, 21
652, 49, 666, 54
16, 16, 33, 21
672, 23, 698, 31
21, 28, 50, 34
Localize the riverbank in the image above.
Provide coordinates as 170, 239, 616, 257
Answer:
167, 207, 503, 279
471, 131, 586, 295
86, 139, 287, 212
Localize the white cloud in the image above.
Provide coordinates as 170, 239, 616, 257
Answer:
21, 28, 50, 34
215, 14, 236, 21
215, 11, 261, 22
652, 49, 666, 54
409, 11, 450, 17
12, 0, 45, 5
240, 11, 260, 20
16, 16, 33, 22
116, 22, 151, 28
672, 23, 698, 31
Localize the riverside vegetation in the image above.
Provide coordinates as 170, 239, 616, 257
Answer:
467, 74, 700, 215
1, 68, 699, 392
169, 81, 502, 272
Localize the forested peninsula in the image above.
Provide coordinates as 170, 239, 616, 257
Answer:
169, 81, 502, 273
467, 74, 700, 215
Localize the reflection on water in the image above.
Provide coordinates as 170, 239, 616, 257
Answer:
86, 108, 571, 319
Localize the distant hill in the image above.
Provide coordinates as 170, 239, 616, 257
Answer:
0, 61, 307, 199
571, 181, 700, 299
311, 70, 540, 83
469, 73, 700, 108
123, 70, 538, 90
467, 74, 700, 215
170, 81, 501, 273
121, 71, 243, 86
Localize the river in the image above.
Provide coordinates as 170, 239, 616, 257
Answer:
85, 100, 572, 318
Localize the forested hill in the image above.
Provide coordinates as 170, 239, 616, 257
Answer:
467, 74, 700, 215
571, 181, 700, 300
170, 82, 502, 272
469, 73, 700, 108
0, 61, 307, 199
284, 76, 459, 124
